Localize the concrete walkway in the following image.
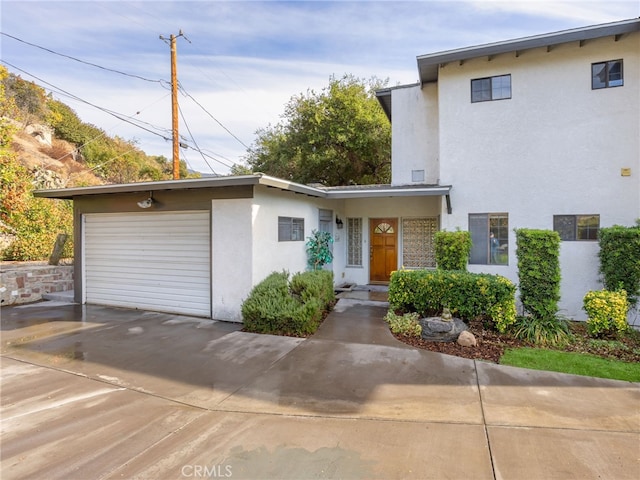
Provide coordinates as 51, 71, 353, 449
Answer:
1, 297, 638, 479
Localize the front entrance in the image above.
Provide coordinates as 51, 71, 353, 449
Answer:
369, 218, 398, 283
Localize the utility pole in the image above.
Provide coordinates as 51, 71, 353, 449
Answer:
160, 31, 188, 180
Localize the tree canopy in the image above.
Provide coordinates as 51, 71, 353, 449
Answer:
236, 75, 391, 186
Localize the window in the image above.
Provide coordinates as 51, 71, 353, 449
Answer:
278, 216, 304, 241
402, 217, 438, 268
471, 74, 511, 102
347, 218, 362, 266
592, 60, 623, 89
469, 213, 508, 265
554, 215, 599, 241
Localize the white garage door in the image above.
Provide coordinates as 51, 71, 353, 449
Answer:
83, 211, 211, 317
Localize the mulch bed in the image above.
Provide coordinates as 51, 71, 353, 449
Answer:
391, 318, 640, 364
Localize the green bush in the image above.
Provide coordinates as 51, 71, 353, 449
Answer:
515, 229, 561, 320
583, 289, 629, 337
241, 269, 334, 336
290, 269, 335, 311
512, 315, 572, 347
434, 230, 471, 271
384, 311, 422, 338
598, 225, 640, 307
388, 269, 517, 332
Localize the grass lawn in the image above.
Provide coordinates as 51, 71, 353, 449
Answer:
500, 347, 640, 382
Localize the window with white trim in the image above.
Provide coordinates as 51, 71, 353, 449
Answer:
278, 216, 304, 241
347, 218, 362, 266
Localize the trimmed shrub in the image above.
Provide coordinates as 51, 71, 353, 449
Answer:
384, 311, 422, 338
434, 230, 471, 271
583, 289, 629, 337
388, 269, 517, 332
241, 269, 334, 336
598, 225, 640, 307
515, 229, 561, 320
290, 269, 335, 311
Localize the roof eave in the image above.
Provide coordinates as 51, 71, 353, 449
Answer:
417, 18, 640, 83
325, 185, 451, 199
33, 174, 328, 200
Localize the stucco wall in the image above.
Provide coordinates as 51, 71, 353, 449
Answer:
392, 32, 639, 319
342, 196, 442, 286
250, 186, 351, 281
211, 198, 253, 322
391, 83, 440, 186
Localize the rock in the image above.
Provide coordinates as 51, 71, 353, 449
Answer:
457, 330, 477, 347
419, 316, 467, 342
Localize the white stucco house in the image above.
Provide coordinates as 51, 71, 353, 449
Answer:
36, 18, 639, 322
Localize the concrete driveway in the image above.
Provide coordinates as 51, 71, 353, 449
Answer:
1, 299, 639, 479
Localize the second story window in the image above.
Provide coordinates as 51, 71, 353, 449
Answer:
471, 74, 511, 103
592, 60, 623, 89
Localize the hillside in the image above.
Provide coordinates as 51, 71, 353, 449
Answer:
10, 120, 103, 189
1, 66, 194, 261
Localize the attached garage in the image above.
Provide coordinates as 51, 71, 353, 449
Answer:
83, 211, 211, 317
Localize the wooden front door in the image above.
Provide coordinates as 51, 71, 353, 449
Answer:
369, 218, 398, 283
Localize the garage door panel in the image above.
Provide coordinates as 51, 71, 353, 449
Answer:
84, 212, 211, 317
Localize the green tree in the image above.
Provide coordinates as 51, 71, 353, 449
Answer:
238, 75, 391, 186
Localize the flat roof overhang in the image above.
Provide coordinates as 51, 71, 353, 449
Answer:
33, 174, 328, 200
418, 18, 639, 84
34, 175, 453, 212
324, 184, 453, 213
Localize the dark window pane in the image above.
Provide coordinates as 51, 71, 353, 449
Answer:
608, 60, 623, 87
489, 215, 509, 264
492, 75, 511, 100
577, 215, 599, 240
592, 63, 607, 89
469, 214, 489, 264
554, 215, 576, 241
471, 78, 491, 102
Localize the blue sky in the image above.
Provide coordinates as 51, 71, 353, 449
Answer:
1, 0, 638, 175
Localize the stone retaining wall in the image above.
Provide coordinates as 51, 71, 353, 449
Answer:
1, 262, 74, 306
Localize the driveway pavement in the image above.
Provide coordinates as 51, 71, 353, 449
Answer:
1, 298, 638, 479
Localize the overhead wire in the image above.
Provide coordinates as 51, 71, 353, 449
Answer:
2, 28, 253, 173
0, 32, 165, 84
177, 83, 251, 151
1, 60, 173, 143
178, 104, 218, 175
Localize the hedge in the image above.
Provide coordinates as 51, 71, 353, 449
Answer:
515, 229, 561, 320
434, 230, 471, 271
598, 224, 640, 307
388, 269, 517, 332
241, 269, 334, 336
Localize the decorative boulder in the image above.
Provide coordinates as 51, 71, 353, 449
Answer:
457, 330, 477, 347
419, 316, 468, 342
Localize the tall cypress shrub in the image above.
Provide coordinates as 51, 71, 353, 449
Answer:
515, 229, 561, 319
434, 230, 472, 271
598, 224, 640, 307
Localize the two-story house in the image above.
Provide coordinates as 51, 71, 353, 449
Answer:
376, 18, 639, 320
35, 19, 639, 322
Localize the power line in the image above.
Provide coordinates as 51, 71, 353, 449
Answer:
178, 104, 218, 175
177, 83, 251, 151
1, 60, 172, 142
0, 31, 165, 84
